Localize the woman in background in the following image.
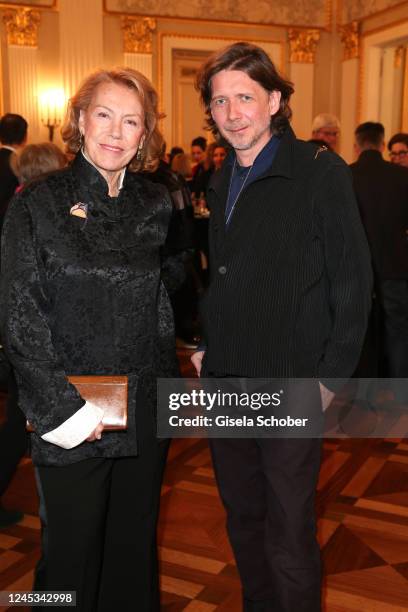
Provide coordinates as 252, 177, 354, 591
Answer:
171, 151, 192, 181
1, 67, 181, 611
192, 142, 228, 198
211, 143, 227, 170
0, 142, 67, 531
14, 142, 67, 189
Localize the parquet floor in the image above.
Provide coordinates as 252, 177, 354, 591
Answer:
1, 350, 408, 611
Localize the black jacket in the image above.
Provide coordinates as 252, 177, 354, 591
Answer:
350, 149, 408, 280
0, 147, 18, 223
202, 127, 372, 389
0, 153, 179, 466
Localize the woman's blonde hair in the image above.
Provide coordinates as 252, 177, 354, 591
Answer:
171, 153, 192, 178
61, 67, 164, 173
16, 142, 67, 185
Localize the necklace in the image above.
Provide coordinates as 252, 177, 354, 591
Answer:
225, 158, 253, 226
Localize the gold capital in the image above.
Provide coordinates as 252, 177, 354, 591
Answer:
339, 21, 359, 61
121, 16, 156, 54
2, 8, 41, 48
288, 29, 320, 63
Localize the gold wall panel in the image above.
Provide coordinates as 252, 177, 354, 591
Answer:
0, 0, 55, 8
104, 0, 332, 30
338, 0, 408, 25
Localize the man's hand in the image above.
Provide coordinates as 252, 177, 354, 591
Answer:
191, 350, 205, 377
86, 421, 104, 442
319, 382, 335, 412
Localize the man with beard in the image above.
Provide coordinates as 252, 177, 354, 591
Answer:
191, 42, 372, 612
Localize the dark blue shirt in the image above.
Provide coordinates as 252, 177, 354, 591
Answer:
225, 135, 281, 227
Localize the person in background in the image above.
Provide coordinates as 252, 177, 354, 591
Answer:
171, 152, 193, 181
0, 113, 28, 226
191, 135, 207, 169
1, 141, 66, 530
388, 132, 408, 168
143, 147, 199, 349
193, 142, 228, 199
168, 145, 184, 166
1, 67, 183, 611
212, 143, 227, 170
311, 113, 340, 151
14, 142, 67, 189
169, 151, 204, 347
0, 355, 26, 529
351, 122, 408, 399
190, 136, 207, 198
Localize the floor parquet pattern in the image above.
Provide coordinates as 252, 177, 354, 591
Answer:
1, 352, 408, 611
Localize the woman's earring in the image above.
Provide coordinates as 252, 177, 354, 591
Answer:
136, 137, 146, 161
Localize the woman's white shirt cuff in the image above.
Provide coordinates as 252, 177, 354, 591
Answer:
41, 402, 104, 449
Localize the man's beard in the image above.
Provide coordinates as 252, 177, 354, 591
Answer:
222, 124, 271, 151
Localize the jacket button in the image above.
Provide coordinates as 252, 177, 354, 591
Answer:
218, 265, 227, 275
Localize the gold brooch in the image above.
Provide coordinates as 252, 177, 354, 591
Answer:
314, 145, 328, 159
70, 202, 88, 218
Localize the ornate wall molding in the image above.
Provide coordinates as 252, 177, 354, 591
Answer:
2, 7, 40, 47
339, 21, 360, 61
0, 1, 55, 6
106, 0, 332, 30
121, 16, 156, 54
339, 0, 408, 25
288, 29, 320, 63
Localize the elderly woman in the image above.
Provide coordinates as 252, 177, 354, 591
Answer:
0, 68, 180, 611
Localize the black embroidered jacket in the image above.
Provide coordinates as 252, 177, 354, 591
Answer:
0, 153, 179, 466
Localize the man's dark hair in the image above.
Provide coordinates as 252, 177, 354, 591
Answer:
355, 122, 384, 149
0, 113, 28, 145
196, 42, 294, 137
388, 132, 408, 151
191, 136, 207, 151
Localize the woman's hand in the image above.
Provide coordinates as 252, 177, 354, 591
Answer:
86, 421, 104, 442
191, 350, 205, 377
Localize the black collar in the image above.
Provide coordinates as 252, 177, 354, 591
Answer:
358, 149, 384, 163
209, 125, 295, 199
71, 151, 130, 199
70, 151, 139, 221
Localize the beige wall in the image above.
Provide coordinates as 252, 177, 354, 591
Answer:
0, 0, 406, 161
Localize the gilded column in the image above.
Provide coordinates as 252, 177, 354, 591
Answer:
287, 29, 320, 140
380, 45, 406, 139
339, 21, 359, 162
59, 0, 103, 100
2, 8, 41, 141
121, 17, 156, 82
402, 47, 408, 132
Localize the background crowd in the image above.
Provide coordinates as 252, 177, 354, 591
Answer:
0, 108, 407, 530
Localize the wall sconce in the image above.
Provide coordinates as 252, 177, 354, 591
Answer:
39, 89, 66, 142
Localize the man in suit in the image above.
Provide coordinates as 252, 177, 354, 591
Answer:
0, 113, 28, 227
350, 122, 408, 390
0, 112, 28, 528
191, 42, 372, 611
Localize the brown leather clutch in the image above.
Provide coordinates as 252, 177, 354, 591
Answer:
26, 375, 128, 432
